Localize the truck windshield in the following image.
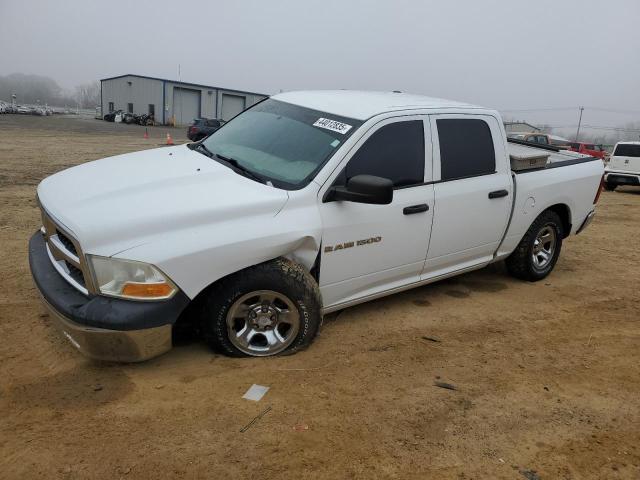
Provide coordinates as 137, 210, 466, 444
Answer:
202, 99, 363, 189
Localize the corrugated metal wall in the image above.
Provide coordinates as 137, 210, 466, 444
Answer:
102, 75, 267, 126
101, 75, 163, 118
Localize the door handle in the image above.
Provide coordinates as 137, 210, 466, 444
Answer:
403, 204, 429, 215
488, 189, 509, 199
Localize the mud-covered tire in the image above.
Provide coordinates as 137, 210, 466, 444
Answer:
604, 182, 616, 191
506, 210, 564, 282
200, 258, 322, 357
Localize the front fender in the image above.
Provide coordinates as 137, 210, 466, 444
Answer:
113, 198, 322, 300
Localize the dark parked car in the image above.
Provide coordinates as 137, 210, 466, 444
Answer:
187, 118, 225, 141
103, 110, 123, 122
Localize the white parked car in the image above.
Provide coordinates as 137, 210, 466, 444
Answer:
604, 141, 640, 190
29, 91, 604, 361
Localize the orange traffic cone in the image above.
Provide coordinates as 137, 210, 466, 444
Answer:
144, 128, 149, 139
166, 133, 174, 145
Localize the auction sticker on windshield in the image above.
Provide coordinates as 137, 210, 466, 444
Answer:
313, 118, 353, 135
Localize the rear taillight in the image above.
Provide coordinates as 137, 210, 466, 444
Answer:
593, 174, 605, 204
189, 126, 197, 134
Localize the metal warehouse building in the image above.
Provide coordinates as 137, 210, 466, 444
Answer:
100, 74, 267, 125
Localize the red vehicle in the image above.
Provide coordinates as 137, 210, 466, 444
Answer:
568, 142, 606, 159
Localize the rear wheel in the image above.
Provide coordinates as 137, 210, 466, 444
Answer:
506, 210, 564, 282
604, 182, 617, 191
200, 258, 322, 357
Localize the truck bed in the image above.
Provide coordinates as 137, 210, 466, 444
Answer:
496, 143, 604, 260
507, 141, 599, 172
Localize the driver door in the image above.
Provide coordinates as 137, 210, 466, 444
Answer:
318, 116, 435, 309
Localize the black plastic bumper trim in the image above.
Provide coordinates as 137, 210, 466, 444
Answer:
29, 231, 190, 331
605, 174, 640, 186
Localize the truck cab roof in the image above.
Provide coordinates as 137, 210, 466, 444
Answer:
272, 90, 486, 120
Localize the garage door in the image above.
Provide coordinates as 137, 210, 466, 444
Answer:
172, 88, 201, 126
221, 94, 246, 121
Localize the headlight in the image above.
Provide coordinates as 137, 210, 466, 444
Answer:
87, 255, 177, 300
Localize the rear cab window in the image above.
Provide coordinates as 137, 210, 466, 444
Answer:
614, 144, 640, 157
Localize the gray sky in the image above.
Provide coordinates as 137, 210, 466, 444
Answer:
1, 0, 639, 133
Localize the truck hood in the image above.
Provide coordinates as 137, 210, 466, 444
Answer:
37, 145, 289, 256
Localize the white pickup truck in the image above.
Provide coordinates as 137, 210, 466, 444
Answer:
604, 141, 640, 190
29, 91, 604, 361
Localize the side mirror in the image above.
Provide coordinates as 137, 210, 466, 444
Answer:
326, 174, 393, 205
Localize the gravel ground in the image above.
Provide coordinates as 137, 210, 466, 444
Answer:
0, 114, 639, 479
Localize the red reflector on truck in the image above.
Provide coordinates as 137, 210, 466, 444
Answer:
593, 174, 605, 204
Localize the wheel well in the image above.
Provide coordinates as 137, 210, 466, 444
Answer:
174, 256, 318, 335
184, 256, 316, 314
547, 204, 571, 238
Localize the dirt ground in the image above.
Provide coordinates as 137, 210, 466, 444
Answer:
0, 114, 639, 480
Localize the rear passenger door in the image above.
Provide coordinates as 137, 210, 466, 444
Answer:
422, 115, 512, 277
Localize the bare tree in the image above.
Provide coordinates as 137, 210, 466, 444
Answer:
74, 81, 100, 109
0, 73, 75, 105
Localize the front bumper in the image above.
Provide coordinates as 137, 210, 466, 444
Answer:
29, 231, 190, 362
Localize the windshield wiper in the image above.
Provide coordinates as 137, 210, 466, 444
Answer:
214, 153, 266, 184
190, 143, 266, 184
189, 142, 215, 158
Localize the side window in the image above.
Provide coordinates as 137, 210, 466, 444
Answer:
538, 135, 549, 144
344, 120, 425, 188
437, 118, 496, 181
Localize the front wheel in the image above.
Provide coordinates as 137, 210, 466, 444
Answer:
506, 210, 564, 282
200, 258, 322, 357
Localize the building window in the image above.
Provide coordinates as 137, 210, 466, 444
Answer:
437, 118, 496, 181
108, 102, 114, 113
148, 104, 155, 116
127, 103, 133, 114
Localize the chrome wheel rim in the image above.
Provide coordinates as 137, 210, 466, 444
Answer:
226, 290, 300, 356
532, 225, 556, 270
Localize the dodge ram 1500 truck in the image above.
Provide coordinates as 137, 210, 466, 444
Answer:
29, 91, 604, 361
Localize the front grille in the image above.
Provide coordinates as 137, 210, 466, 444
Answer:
64, 260, 86, 286
57, 230, 78, 257
39, 203, 91, 295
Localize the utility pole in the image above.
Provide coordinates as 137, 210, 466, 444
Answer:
575, 106, 584, 141
177, 63, 181, 126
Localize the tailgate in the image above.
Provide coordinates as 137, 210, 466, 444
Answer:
609, 144, 640, 172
